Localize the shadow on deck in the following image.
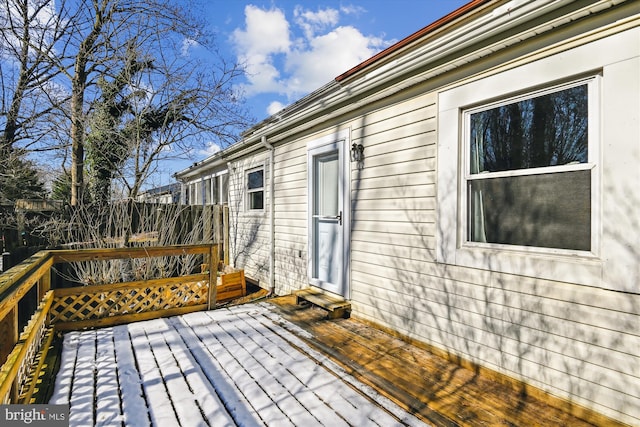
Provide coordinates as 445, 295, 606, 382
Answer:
40, 293, 629, 426
269, 295, 625, 427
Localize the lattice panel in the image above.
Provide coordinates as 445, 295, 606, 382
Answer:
50, 281, 208, 324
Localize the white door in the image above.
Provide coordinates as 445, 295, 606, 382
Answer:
309, 140, 347, 296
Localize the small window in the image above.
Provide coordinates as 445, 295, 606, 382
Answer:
246, 168, 264, 210
464, 80, 595, 251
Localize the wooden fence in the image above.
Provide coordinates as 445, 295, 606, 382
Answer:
0, 243, 244, 404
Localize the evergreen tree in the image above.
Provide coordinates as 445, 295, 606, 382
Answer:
0, 151, 46, 203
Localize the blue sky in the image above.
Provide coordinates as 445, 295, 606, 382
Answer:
203, 0, 470, 129
162, 0, 469, 183
1, 0, 471, 190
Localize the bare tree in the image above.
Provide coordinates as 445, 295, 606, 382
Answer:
2, 0, 249, 252
56, 0, 250, 206
86, 48, 154, 206
113, 53, 248, 202
49, 201, 209, 285
0, 0, 69, 153
0, 0, 72, 205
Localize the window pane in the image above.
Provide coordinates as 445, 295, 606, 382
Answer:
468, 170, 591, 250
204, 179, 212, 204
194, 181, 202, 204
249, 191, 264, 210
470, 84, 588, 173
314, 153, 339, 216
220, 174, 228, 203
248, 169, 263, 190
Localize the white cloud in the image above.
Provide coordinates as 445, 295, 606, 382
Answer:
181, 38, 199, 56
199, 142, 222, 157
267, 101, 286, 116
285, 26, 385, 94
340, 5, 366, 16
293, 6, 339, 39
0, 1, 58, 59
231, 5, 291, 95
230, 4, 393, 117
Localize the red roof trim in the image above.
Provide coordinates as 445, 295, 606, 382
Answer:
335, 0, 491, 82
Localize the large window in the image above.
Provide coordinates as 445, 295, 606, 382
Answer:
246, 167, 264, 210
464, 80, 595, 251
437, 32, 639, 291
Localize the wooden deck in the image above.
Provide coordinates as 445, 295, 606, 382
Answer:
271, 295, 623, 427
46, 295, 624, 427
48, 302, 427, 426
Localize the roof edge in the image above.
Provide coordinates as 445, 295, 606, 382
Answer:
335, 0, 492, 82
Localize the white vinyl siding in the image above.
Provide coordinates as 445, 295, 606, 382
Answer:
273, 140, 313, 295
228, 157, 271, 285
350, 262, 640, 422
224, 10, 640, 426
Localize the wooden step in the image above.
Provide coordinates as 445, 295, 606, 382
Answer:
295, 288, 351, 319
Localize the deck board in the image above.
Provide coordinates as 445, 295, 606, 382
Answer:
112, 326, 149, 426
232, 310, 350, 427
95, 328, 121, 427
50, 302, 427, 427
48, 296, 617, 427
71, 330, 96, 426
269, 295, 613, 427
128, 320, 179, 426
175, 312, 264, 426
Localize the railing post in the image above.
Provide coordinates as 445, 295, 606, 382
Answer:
0, 307, 18, 368
207, 244, 219, 310
213, 205, 223, 262
223, 205, 229, 266
39, 266, 52, 327
0, 306, 19, 402
38, 266, 51, 302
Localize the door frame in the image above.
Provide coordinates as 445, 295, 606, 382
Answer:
307, 129, 351, 298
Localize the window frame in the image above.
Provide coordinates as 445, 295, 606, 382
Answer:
245, 166, 265, 212
460, 77, 600, 256
437, 68, 604, 287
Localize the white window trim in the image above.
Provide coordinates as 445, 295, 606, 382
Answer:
437, 60, 604, 287
460, 77, 600, 258
245, 165, 265, 212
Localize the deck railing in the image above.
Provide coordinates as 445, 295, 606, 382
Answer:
0, 243, 244, 404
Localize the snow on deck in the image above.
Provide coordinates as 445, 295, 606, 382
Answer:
49, 303, 430, 427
